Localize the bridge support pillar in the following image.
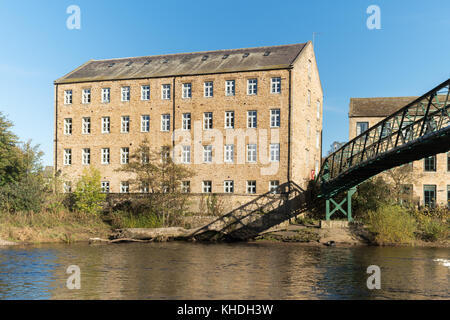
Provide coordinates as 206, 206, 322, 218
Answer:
325, 187, 357, 222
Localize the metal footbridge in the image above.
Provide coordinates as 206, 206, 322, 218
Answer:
190, 78, 450, 241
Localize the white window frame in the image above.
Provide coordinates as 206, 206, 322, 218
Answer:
121, 86, 130, 102
182, 145, 191, 164
121, 116, 130, 133
101, 88, 110, 103
101, 148, 110, 164
307, 90, 311, 106
269, 180, 279, 194
247, 181, 256, 194
225, 111, 234, 129
247, 110, 257, 128
181, 181, 190, 193
202, 181, 212, 193
203, 112, 213, 130
141, 85, 150, 101
101, 181, 110, 193
182, 83, 192, 99
102, 117, 110, 134
64, 118, 72, 135
162, 84, 171, 100
141, 115, 150, 132
82, 117, 91, 134
247, 144, 257, 163
270, 143, 280, 162
247, 79, 257, 95
120, 181, 129, 193
121, 147, 129, 164
161, 114, 170, 132
224, 180, 234, 193
317, 100, 321, 119
203, 145, 213, 163
224, 144, 234, 163
225, 80, 235, 96
182, 113, 191, 130
82, 89, 91, 104
270, 109, 280, 128
271, 77, 281, 94
63, 181, 72, 193
64, 90, 73, 105
316, 131, 320, 149
64, 149, 72, 166
82, 148, 90, 165
204, 81, 213, 98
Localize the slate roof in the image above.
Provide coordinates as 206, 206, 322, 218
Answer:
349, 97, 418, 117
55, 43, 307, 84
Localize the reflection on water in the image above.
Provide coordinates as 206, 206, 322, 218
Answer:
0, 242, 448, 300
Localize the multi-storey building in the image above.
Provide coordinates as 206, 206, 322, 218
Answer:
54, 42, 323, 204
349, 97, 450, 207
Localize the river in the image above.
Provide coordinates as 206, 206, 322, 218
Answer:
0, 242, 448, 300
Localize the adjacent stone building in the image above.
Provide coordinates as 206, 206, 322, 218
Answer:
349, 97, 450, 207
54, 42, 323, 204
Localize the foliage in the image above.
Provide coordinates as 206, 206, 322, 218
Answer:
409, 206, 449, 241
384, 164, 422, 204
327, 141, 345, 156
352, 177, 394, 221
72, 167, 106, 215
199, 194, 226, 216
366, 204, 417, 245
107, 210, 164, 229
0, 112, 21, 186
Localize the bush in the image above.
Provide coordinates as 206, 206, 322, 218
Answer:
367, 204, 417, 245
410, 207, 449, 241
353, 177, 393, 221
107, 211, 164, 229
72, 168, 106, 215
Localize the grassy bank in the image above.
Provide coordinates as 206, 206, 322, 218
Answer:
0, 210, 112, 244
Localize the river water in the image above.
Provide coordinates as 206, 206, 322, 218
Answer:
0, 242, 448, 300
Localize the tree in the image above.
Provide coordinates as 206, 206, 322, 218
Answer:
0, 112, 22, 186
117, 139, 194, 226
73, 167, 106, 215
327, 141, 346, 156
384, 163, 422, 205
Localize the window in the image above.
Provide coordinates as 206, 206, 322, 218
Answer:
247, 110, 257, 128
447, 185, 450, 209
224, 144, 234, 163
141, 115, 150, 132
204, 81, 213, 97
141, 85, 150, 100
203, 145, 212, 163
102, 88, 110, 103
63, 181, 72, 193
316, 131, 320, 149
380, 122, 392, 138
140, 183, 149, 193
102, 117, 110, 133
121, 116, 130, 133
247, 181, 256, 194
121, 86, 130, 102
141, 151, 149, 164
82, 148, 90, 165
315, 160, 320, 177
356, 122, 369, 136
305, 149, 310, 166
82, 117, 91, 134
224, 180, 234, 193
270, 109, 280, 128
271, 77, 281, 94
181, 181, 190, 193
82, 89, 91, 104
247, 144, 257, 163
307, 90, 311, 106
247, 79, 257, 95
424, 155, 436, 172
308, 60, 312, 79
182, 113, 191, 130
269, 180, 279, 193
161, 146, 170, 163
225, 80, 235, 96
225, 111, 234, 129
317, 101, 321, 119
101, 181, 110, 193
270, 144, 280, 162
202, 181, 212, 193
64, 118, 72, 135
182, 146, 191, 164
120, 182, 129, 193
162, 84, 171, 100
447, 152, 450, 171
64, 149, 72, 165
424, 185, 436, 208
101, 148, 110, 164
121, 147, 129, 164
64, 90, 72, 104
182, 83, 192, 99
161, 114, 170, 131
204, 112, 213, 130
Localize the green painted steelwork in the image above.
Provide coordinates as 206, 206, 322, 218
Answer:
325, 187, 356, 221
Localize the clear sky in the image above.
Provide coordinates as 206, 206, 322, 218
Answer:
0, 0, 449, 166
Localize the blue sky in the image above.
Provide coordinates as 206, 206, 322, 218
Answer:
0, 0, 449, 166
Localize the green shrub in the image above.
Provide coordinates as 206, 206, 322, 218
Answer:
367, 204, 417, 245
420, 218, 449, 241
108, 211, 164, 229
72, 168, 106, 215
